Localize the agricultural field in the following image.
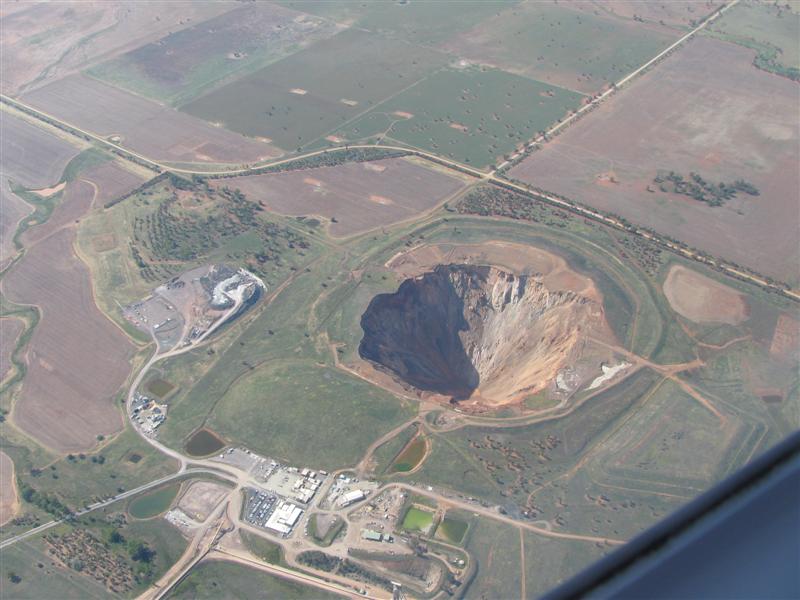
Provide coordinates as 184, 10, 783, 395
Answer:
509, 36, 800, 285
1, 161, 146, 452
279, 0, 517, 45
331, 66, 584, 168
167, 560, 339, 599
440, 2, 679, 94
182, 28, 450, 150
1, 3, 798, 597
87, 3, 341, 106
0, 113, 83, 266
20, 75, 281, 164
222, 157, 469, 237
0, 317, 24, 382
582, 1, 724, 30
704, 0, 800, 78
0, 1, 234, 95
0, 450, 18, 526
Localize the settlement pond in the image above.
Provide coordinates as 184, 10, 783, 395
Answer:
185, 428, 226, 457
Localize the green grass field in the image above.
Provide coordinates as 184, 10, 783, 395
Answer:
203, 360, 414, 470
167, 559, 338, 599
240, 530, 284, 565
128, 483, 181, 519
462, 517, 522, 600
331, 67, 583, 168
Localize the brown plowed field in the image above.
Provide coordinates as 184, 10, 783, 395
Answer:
0, 317, 24, 382
2, 168, 144, 452
220, 157, 468, 237
663, 265, 748, 326
21, 162, 145, 247
21, 75, 281, 164
0, 451, 18, 526
510, 37, 800, 285
1, 114, 81, 268
1, 1, 235, 95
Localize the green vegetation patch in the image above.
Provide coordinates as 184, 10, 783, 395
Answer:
462, 517, 521, 600
128, 483, 181, 519
182, 28, 449, 151
146, 378, 175, 399
167, 559, 338, 599
332, 67, 583, 168
401, 506, 435, 534
307, 513, 346, 547
705, 2, 800, 79
434, 515, 469, 545
205, 360, 414, 470
240, 530, 284, 564
415, 368, 662, 507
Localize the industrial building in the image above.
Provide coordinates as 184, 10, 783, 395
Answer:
265, 501, 304, 535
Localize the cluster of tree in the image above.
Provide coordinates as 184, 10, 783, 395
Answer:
209, 147, 410, 180
130, 181, 310, 282
297, 551, 393, 591
654, 171, 759, 207
17, 480, 71, 518
455, 185, 573, 230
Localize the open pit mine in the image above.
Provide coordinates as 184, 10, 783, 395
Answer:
359, 264, 607, 408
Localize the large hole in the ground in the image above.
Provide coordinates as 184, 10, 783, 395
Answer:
359, 264, 597, 405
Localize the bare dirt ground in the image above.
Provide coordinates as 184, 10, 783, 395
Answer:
20, 75, 281, 164
177, 481, 229, 522
1, 1, 236, 95
0, 317, 24, 382
220, 157, 469, 237
1, 167, 144, 452
0, 451, 19, 526
386, 240, 602, 302
510, 37, 800, 285
663, 265, 748, 326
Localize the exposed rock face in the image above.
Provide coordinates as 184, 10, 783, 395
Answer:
359, 265, 597, 405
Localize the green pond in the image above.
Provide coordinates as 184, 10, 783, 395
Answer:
402, 507, 434, 533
